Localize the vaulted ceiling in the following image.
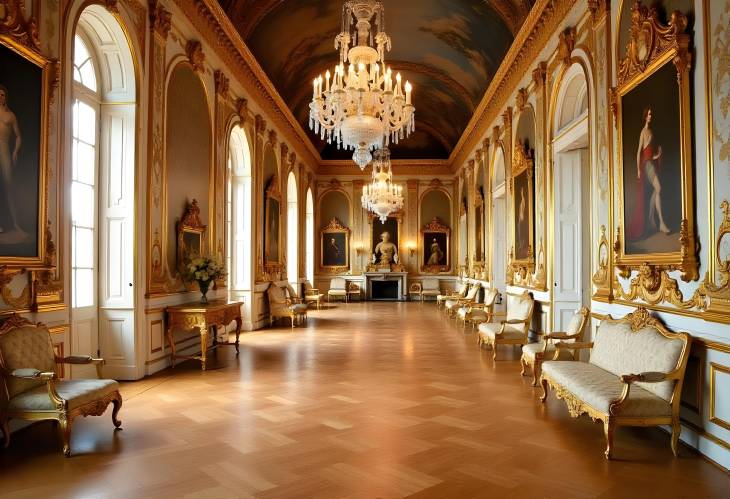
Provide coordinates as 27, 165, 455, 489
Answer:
218, 1, 534, 160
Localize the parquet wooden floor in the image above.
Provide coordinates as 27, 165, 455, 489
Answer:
1, 302, 728, 498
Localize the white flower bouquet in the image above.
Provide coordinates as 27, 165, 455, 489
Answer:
184, 256, 226, 303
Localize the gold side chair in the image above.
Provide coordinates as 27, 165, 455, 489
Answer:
444, 284, 479, 318
303, 280, 324, 310
520, 307, 589, 386
477, 290, 535, 360
0, 315, 122, 457
267, 284, 306, 329
408, 283, 423, 302
457, 287, 499, 331
436, 281, 467, 310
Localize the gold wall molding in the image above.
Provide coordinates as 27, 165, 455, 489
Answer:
0, 0, 41, 50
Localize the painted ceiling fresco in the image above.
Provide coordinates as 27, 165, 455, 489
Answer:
219, 1, 533, 160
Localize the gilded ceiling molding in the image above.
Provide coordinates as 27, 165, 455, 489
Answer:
186, 40, 205, 72
267, 129, 277, 147
214, 70, 229, 96
236, 97, 248, 123
557, 27, 577, 67
255, 114, 266, 135
172, 0, 319, 167
150, 0, 172, 39
515, 88, 528, 111
450, 0, 576, 171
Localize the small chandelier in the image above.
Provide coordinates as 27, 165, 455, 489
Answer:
361, 147, 404, 223
309, 0, 415, 169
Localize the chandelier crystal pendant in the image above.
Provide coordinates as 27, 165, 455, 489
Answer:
309, 0, 415, 169
361, 147, 404, 223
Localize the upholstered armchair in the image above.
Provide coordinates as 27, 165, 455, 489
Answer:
327, 278, 348, 303
408, 283, 423, 301
456, 287, 499, 331
520, 307, 589, 386
303, 281, 324, 309
285, 283, 308, 324
477, 290, 534, 360
267, 284, 306, 328
0, 315, 122, 457
444, 284, 479, 317
437, 282, 467, 310
420, 279, 441, 302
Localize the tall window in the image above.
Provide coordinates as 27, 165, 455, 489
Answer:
286, 172, 298, 284
226, 125, 252, 290
305, 188, 314, 283
71, 34, 99, 309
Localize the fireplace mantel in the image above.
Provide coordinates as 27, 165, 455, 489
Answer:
363, 272, 408, 301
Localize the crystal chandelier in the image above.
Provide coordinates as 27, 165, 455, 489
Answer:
309, 0, 415, 169
361, 147, 404, 222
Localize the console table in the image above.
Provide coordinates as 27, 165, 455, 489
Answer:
165, 300, 243, 370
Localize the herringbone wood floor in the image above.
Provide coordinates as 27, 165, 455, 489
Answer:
0, 302, 728, 498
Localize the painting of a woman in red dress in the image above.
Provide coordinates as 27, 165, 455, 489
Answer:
627, 107, 671, 240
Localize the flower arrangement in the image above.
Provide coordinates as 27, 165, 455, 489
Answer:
185, 256, 226, 303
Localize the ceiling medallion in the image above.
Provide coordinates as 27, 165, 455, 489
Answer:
361, 147, 404, 222
309, 0, 415, 169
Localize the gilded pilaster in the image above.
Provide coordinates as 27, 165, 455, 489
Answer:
352, 179, 364, 274
406, 179, 419, 274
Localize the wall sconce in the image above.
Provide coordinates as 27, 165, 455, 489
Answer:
355, 244, 365, 256
407, 242, 417, 257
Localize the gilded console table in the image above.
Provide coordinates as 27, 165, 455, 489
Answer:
164, 300, 243, 370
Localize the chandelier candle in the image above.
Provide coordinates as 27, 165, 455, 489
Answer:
309, 0, 416, 169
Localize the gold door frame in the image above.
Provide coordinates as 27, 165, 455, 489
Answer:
614, 3, 697, 281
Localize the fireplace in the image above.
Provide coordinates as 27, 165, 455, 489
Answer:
371, 280, 399, 300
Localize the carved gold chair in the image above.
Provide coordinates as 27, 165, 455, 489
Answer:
347, 282, 362, 301
520, 307, 589, 386
0, 315, 122, 457
444, 284, 479, 318
327, 278, 348, 303
285, 283, 309, 324
408, 283, 423, 302
303, 280, 324, 309
267, 284, 305, 329
477, 290, 534, 360
456, 287, 499, 331
436, 282, 467, 310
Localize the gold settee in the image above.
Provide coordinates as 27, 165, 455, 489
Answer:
520, 307, 590, 386
0, 315, 122, 456
539, 307, 691, 459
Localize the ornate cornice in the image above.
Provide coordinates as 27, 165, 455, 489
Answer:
450, 0, 577, 170
150, 0, 172, 39
186, 40, 205, 72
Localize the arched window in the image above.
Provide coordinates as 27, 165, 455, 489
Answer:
305, 188, 314, 283
70, 5, 136, 379
286, 172, 298, 284
226, 124, 252, 291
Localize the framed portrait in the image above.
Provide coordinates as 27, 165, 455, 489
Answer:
421, 217, 450, 273
474, 187, 485, 264
615, 3, 697, 279
370, 214, 400, 265
510, 141, 534, 275
0, 36, 52, 268
176, 199, 206, 271
264, 176, 281, 266
320, 217, 350, 273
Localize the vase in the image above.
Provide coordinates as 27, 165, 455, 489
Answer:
198, 279, 211, 304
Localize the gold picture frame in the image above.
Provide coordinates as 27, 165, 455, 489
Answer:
320, 217, 350, 274
176, 199, 207, 272
474, 186, 485, 266
420, 217, 450, 274
614, 2, 698, 281
0, 33, 53, 270
264, 175, 281, 269
509, 140, 535, 279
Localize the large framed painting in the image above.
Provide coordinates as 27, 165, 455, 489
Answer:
509, 141, 534, 277
421, 217, 450, 273
474, 187, 485, 264
0, 36, 52, 268
264, 176, 281, 267
369, 213, 401, 267
176, 199, 206, 272
320, 217, 350, 273
615, 3, 698, 280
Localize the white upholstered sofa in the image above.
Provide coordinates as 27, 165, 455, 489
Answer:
540, 307, 691, 459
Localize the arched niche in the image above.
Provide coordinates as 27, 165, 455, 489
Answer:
515, 105, 536, 151
555, 63, 588, 133
420, 189, 451, 228
492, 144, 506, 188
319, 190, 351, 228
165, 62, 212, 273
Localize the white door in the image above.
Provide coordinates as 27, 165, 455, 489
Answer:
97, 105, 136, 379
492, 192, 506, 313
552, 149, 586, 330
